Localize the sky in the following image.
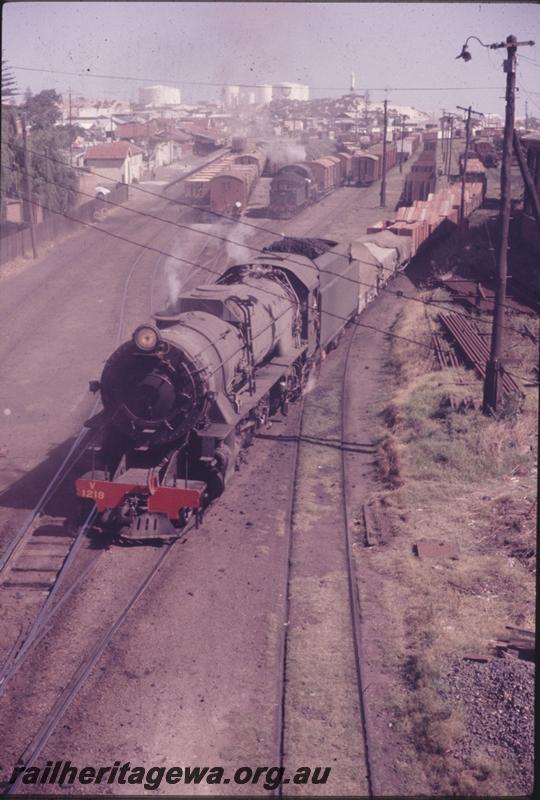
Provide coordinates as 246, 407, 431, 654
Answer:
3, 1, 540, 118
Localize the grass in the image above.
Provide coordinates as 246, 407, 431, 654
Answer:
363, 288, 537, 796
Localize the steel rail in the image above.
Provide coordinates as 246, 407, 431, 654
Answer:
0, 427, 93, 576
274, 325, 376, 797
273, 396, 306, 799
0, 204, 172, 579
0, 211, 178, 696
4, 523, 193, 796
339, 322, 376, 798
0, 510, 99, 695
440, 313, 521, 394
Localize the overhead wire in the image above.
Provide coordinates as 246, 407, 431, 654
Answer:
1, 162, 530, 341
9, 63, 506, 93
3, 176, 536, 393
517, 54, 540, 67
5, 145, 531, 322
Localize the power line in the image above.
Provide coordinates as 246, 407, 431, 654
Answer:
2, 158, 530, 331
4, 148, 533, 329
520, 82, 540, 115
10, 139, 531, 322
3, 185, 532, 390
9, 64, 506, 93
517, 54, 540, 67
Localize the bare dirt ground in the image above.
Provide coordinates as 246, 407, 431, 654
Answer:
0, 158, 416, 795
2, 151, 534, 797
354, 202, 537, 795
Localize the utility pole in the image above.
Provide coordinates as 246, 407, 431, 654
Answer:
399, 114, 405, 173
68, 86, 73, 167
21, 114, 38, 259
441, 110, 447, 165
483, 35, 518, 413
446, 115, 455, 177
457, 104, 484, 233
379, 98, 388, 206
455, 32, 535, 413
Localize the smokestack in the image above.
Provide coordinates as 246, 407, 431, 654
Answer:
350, 70, 356, 93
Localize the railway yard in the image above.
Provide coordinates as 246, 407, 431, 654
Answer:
0, 117, 538, 799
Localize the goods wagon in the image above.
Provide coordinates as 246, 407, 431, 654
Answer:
354, 152, 381, 186
209, 164, 259, 216
351, 231, 413, 310
306, 158, 339, 195
335, 152, 354, 183
183, 155, 236, 206
325, 155, 344, 186
370, 141, 398, 171
234, 148, 267, 175
398, 134, 422, 163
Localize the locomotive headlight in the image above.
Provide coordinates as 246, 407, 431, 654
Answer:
133, 325, 160, 352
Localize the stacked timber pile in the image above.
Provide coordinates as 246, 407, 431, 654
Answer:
490, 627, 535, 662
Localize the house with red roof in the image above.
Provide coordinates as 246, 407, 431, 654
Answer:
84, 141, 145, 184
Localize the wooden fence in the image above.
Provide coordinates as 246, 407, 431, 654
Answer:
0, 184, 129, 267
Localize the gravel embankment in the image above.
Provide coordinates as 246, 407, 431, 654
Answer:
445, 656, 534, 794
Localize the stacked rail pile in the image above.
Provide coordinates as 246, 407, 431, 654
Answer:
439, 313, 521, 395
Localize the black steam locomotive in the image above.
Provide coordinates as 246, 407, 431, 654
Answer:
76, 238, 359, 538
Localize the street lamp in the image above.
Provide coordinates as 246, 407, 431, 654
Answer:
456, 33, 535, 414
456, 34, 534, 61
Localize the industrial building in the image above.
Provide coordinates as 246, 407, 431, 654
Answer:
138, 85, 182, 107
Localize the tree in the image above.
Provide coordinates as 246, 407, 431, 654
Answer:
56, 123, 86, 148
1, 87, 80, 223
1, 53, 18, 103
1, 105, 22, 219
22, 88, 62, 130
28, 128, 79, 213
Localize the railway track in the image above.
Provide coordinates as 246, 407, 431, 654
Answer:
0, 180, 236, 787
274, 323, 378, 796
1, 522, 194, 796
0, 192, 208, 690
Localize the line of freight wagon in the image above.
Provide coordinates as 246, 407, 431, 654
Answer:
356, 179, 486, 282
268, 134, 422, 218
183, 134, 423, 221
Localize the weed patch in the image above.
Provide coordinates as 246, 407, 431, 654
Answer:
365, 292, 537, 795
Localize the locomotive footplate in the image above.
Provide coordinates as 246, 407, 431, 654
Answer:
236, 360, 293, 413
76, 470, 206, 521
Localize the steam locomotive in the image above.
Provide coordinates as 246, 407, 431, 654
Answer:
76, 238, 358, 538
75, 154, 486, 538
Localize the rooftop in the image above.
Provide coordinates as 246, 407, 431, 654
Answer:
85, 142, 144, 160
